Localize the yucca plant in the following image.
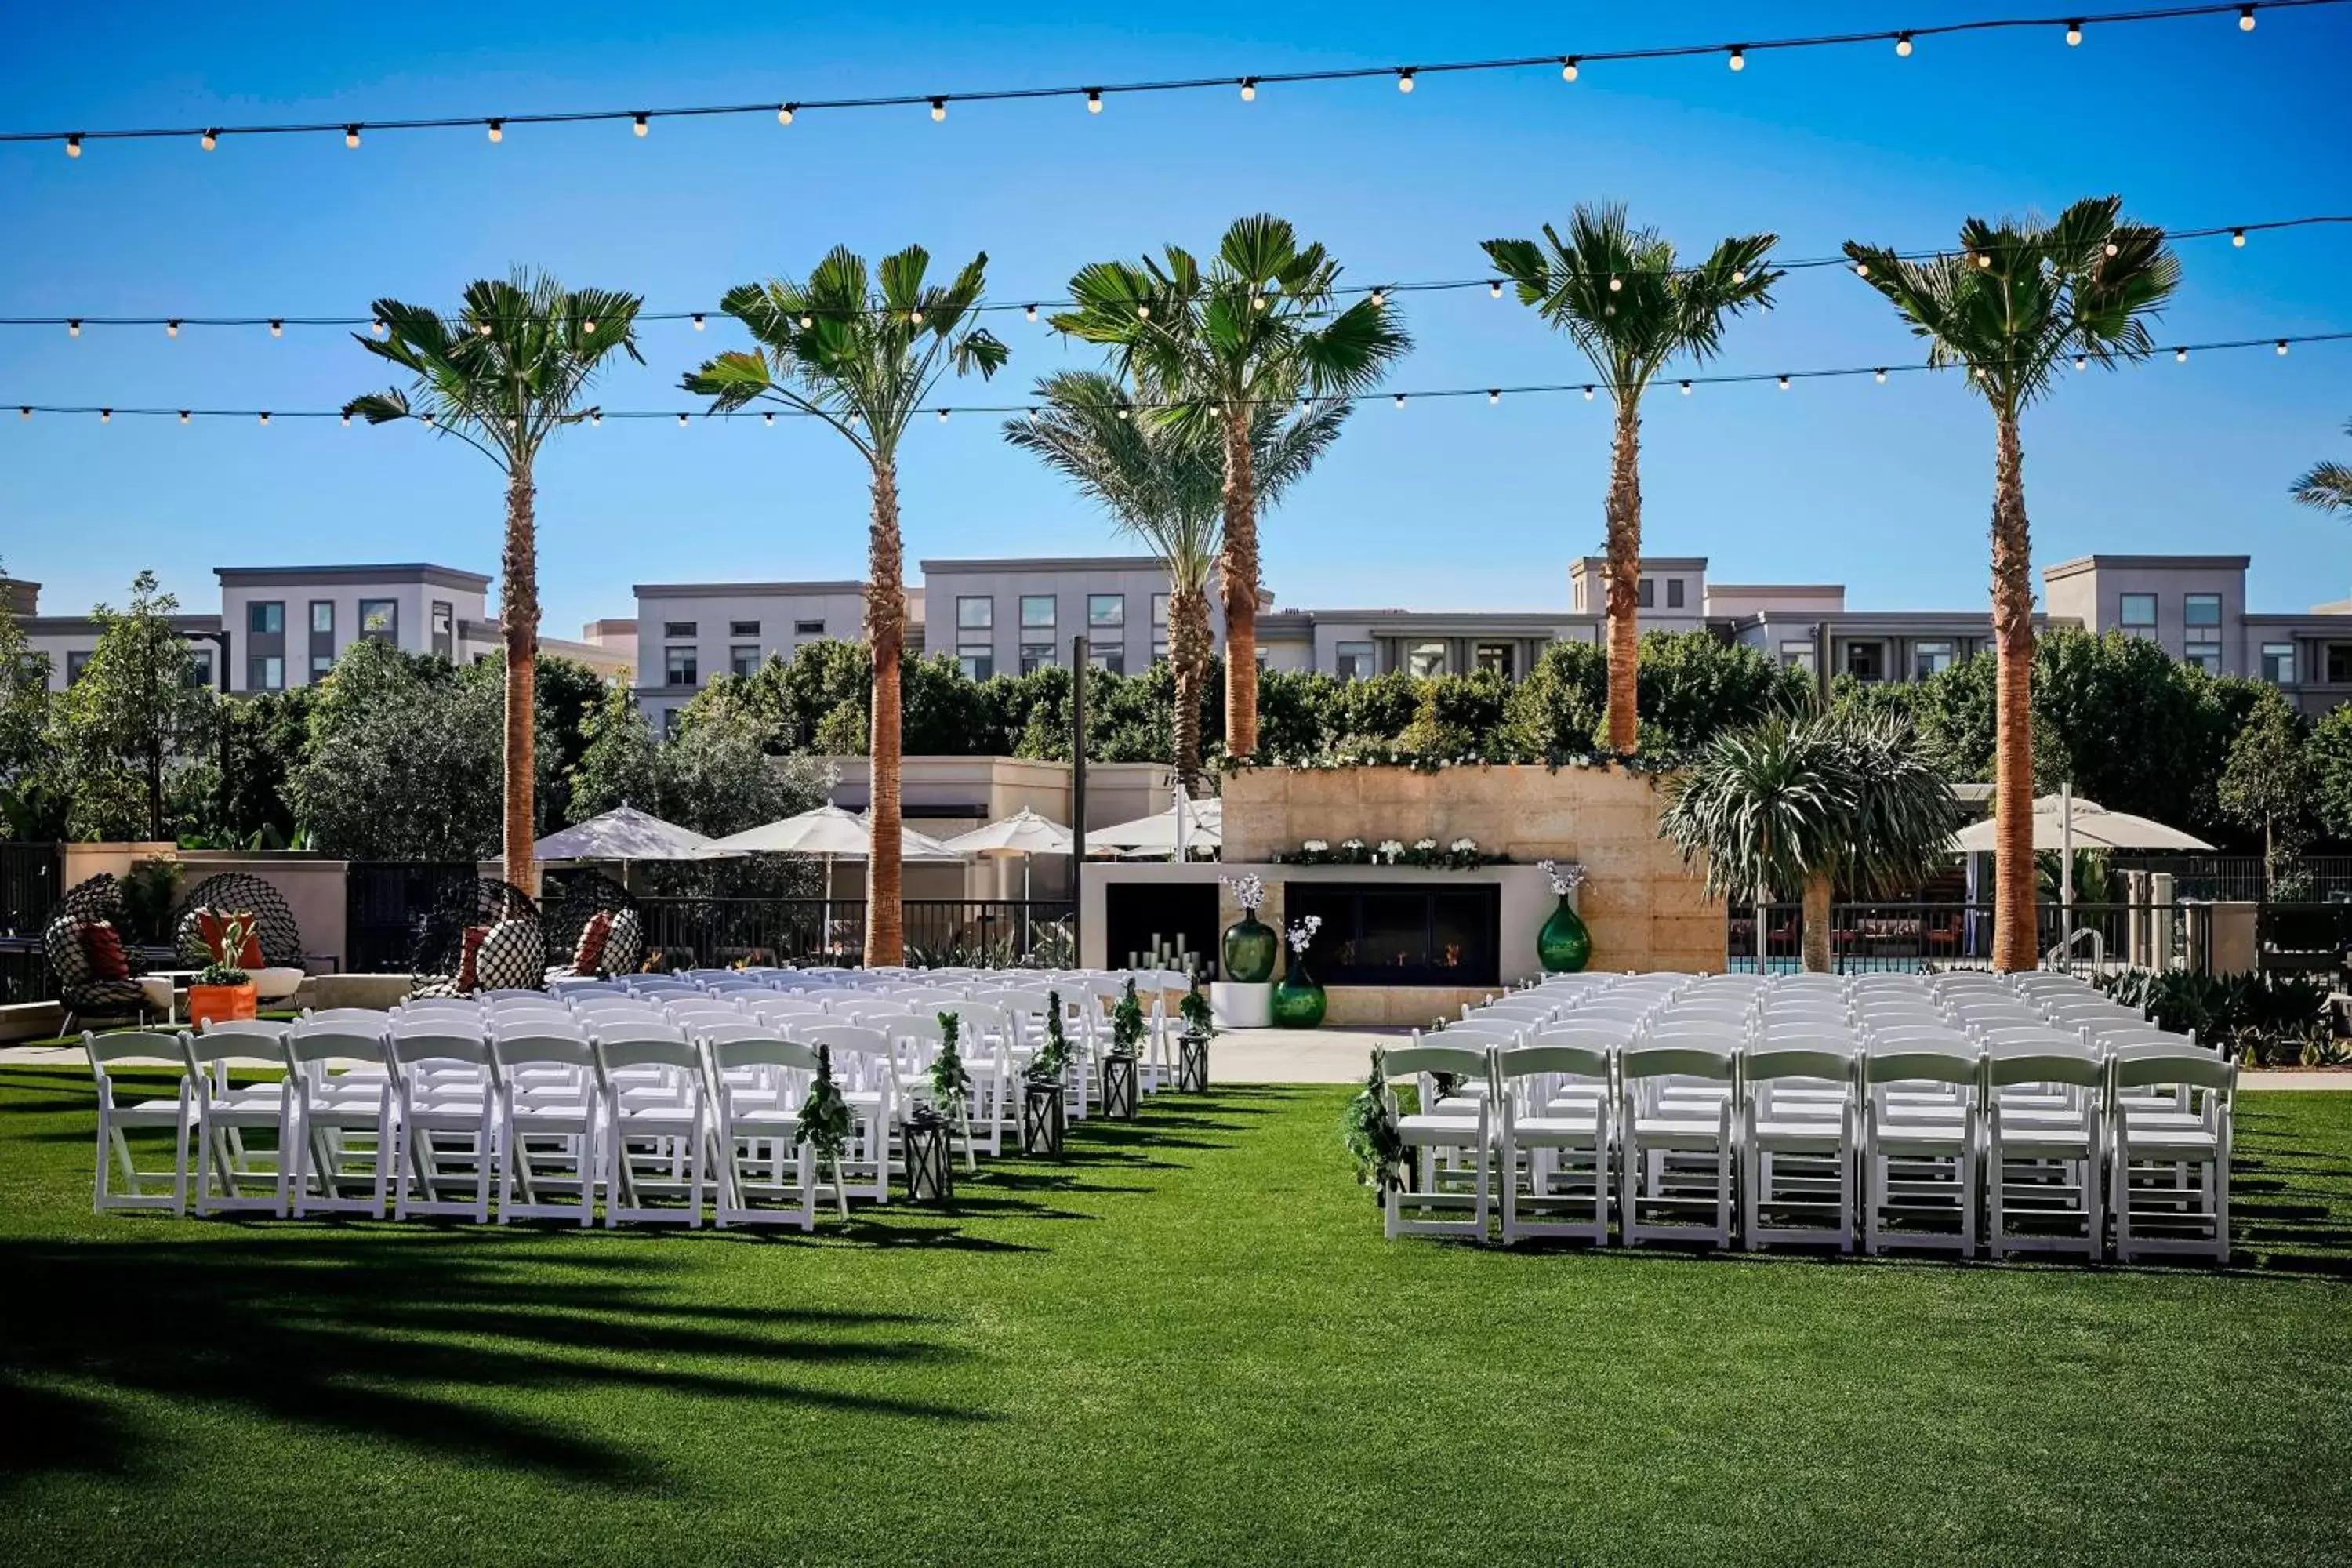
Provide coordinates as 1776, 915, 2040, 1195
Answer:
1845, 198, 2179, 970
686, 246, 1007, 966
346, 271, 644, 896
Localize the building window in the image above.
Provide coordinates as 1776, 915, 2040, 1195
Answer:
730, 619, 760, 637
1638, 578, 1655, 610
2262, 642, 2297, 684
665, 646, 699, 686
248, 601, 283, 635
2183, 593, 2222, 673
359, 599, 397, 643
1018, 640, 1057, 675
1843, 641, 1883, 682
1020, 595, 1057, 630
2330, 644, 2352, 685
1666, 579, 1686, 609
1089, 593, 1125, 630
662, 620, 697, 639
65, 650, 93, 684
310, 601, 334, 635
2118, 593, 2157, 635
187, 649, 213, 688
793, 619, 825, 637
1780, 640, 1817, 674
959, 652, 994, 680
248, 655, 284, 691
1151, 592, 1171, 659
1475, 643, 1515, 679
660, 708, 682, 741
1406, 641, 1449, 679
1336, 641, 1376, 681
1912, 641, 1956, 680
730, 644, 762, 678
309, 654, 332, 681
1089, 646, 1126, 676
430, 600, 453, 659
957, 596, 994, 632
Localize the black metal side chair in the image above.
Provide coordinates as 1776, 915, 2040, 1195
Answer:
44, 874, 155, 1033
408, 878, 546, 997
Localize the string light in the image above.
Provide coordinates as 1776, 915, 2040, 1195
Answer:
1875, 368, 1888, 383
909, 309, 924, 325
1777, 374, 1791, 390
339, 412, 350, 426
1370, 288, 1387, 307
100, 408, 111, 423
421, 413, 435, 426
1733, 268, 1747, 283
632, 114, 648, 137
1608, 275, 1622, 292
764, 412, 774, 426
165, 320, 180, 338
936, 407, 949, 422
1854, 261, 1870, 277
1136, 303, 1149, 319
1240, 78, 1258, 100
590, 412, 601, 426
372, 318, 386, 337
930, 98, 947, 122
2076, 354, 2089, 370
67, 320, 80, 337
583, 317, 597, 333
2232, 227, 2247, 245
1896, 31, 1915, 54
201, 129, 218, 151
1116, 405, 1131, 419
1394, 393, 1406, 408
1024, 304, 1038, 322
1582, 386, 1595, 400
1396, 68, 1416, 93
1561, 56, 1580, 82
65, 134, 81, 158
1489, 279, 1503, 299
1728, 46, 1747, 71
259, 412, 270, 426
1680, 380, 1693, 394
2277, 339, 2289, 354
778, 104, 795, 126
2066, 19, 2085, 43
2176, 346, 2189, 361
1086, 89, 1102, 114
2241, 2, 2257, 24
178, 409, 191, 423
487, 119, 503, 143
1488, 388, 1500, 404
344, 125, 361, 148
1976, 252, 1994, 267
691, 313, 706, 330
677, 412, 688, 426
269, 319, 282, 337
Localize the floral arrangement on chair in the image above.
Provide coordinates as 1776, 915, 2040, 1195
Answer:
1341, 1047, 1411, 1200
795, 1044, 852, 1219
1109, 978, 1145, 1059
1179, 980, 1217, 1045
1219, 873, 1265, 912
931, 1010, 973, 1111
1026, 990, 1073, 1085
1536, 859, 1589, 895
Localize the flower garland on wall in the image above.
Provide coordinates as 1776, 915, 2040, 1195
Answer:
1216, 744, 1685, 777
1268, 837, 1513, 869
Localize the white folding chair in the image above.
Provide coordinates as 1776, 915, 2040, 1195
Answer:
489, 1033, 600, 1225
1618, 1044, 1736, 1248
1493, 1042, 1612, 1244
797, 1023, 895, 1202
1862, 1047, 1981, 1255
1379, 1044, 1493, 1241
1740, 1045, 1857, 1253
2110, 1051, 2234, 1263
1984, 1047, 2105, 1259
387, 1030, 496, 1221
283, 1024, 394, 1218
593, 1032, 707, 1226
85, 1031, 193, 1216
183, 1028, 295, 1217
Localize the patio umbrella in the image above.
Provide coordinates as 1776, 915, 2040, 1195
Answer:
702, 804, 966, 950
1089, 794, 1222, 856
938, 808, 1074, 904
1949, 786, 2213, 960
533, 804, 714, 873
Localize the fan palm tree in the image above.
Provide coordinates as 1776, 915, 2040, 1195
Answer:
685, 245, 1007, 966
1658, 711, 1953, 973
1051, 216, 1408, 759
345, 271, 644, 897
2292, 419, 2352, 514
1002, 370, 1349, 786
1845, 197, 2178, 971
1484, 205, 1780, 753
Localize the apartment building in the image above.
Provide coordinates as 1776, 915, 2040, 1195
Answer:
918, 557, 1189, 681
10, 578, 224, 691
633, 579, 872, 735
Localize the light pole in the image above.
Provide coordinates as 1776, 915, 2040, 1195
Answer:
1070, 633, 1088, 960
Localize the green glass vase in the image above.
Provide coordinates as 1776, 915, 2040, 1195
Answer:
1537, 895, 1592, 974
1270, 960, 1327, 1029
1222, 914, 1278, 983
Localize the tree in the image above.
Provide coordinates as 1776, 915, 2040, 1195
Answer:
2290, 417, 2352, 514
0, 575, 53, 836
1846, 198, 2179, 971
1500, 632, 1808, 757
2307, 705, 2352, 844
1485, 205, 1780, 752
2218, 685, 2311, 887
1052, 215, 1407, 760
686, 245, 1007, 965
345, 270, 644, 897
48, 571, 215, 842
1659, 711, 1954, 972
1003, 368, 1347, 786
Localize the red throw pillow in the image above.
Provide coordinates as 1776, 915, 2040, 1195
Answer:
80, 920, 131, 982
198, 909, 266, 970
572, 910, 613, 975
457, 925, 491, 993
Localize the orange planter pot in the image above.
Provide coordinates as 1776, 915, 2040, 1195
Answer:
188, 982, 257, 1029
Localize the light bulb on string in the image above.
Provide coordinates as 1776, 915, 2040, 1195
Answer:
2075, 354, 2089, 371
1251, 292, 1267, 311
2175, 347, 2189, 363
100, 408, 111, 424
677, 412, 688, 426
764, 412, 774, 426
1116, 406, 1131, 420
1024, 304, 1038, 322
421, 413, 435, 426
1607, 275, 1622, 292
477, 321, 492, 337
1240, 78, 1257, 101
777, 104, 795, 126
1025, 408, 1039, 424
691, 314, 706, 331
583, 318, 597, 334
1561, 56, 1579, 82
633, 114, 649, 137
16, 408, 27, 420
1679, 380, 1692, 395
1136, 303, 1149, 320
67, 320, 81, 338
1727, 46, 1745, 71
1396, 68, 1415, 93
800, 311, 815, 328
372, 319, 386, 337
178, 411, 189, 425
339, 412, 350, 427
1777, 375, 1791, 390
487, 119, 503, 143
258, 412, 269, 427
590, 412, 601, 426
1086, 89, 1102, 114
1370, 288, 1386, 307
2277, 339, 2289, 356
2105, 241, 2119, 256
269, 319, 283, 338
930, 98, 946, 122
1875, 368, 1888, 383
2232, 228, 2246, 247
1895, 31, 1914, 56
166, 320, 180, 338
2065, 20, 2083, 45
1393, 393, 1406, 408
909, 309, 924, 325
1489, 280, 1503, 299
344, 125, 361, 148
1582, 386, 1595, 401
1733, 268, 1747, 284
1854, 261, 1869, 278
1976, 252, 1993, 268
1488, 389, 1500, 405
2240, 5, 2256, 29
201, 129, 218, 151
66, 134, 82, 158
936, 407, 949, 423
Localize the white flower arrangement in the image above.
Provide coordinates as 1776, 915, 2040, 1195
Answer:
1341, 837, 1365, 853
1413, 837, 1437, 852
1302, 839, 1329, 853
1537, 858, 1589, 896
1449, 837, 1476, 854
1286, 914, 1323, 955
1221, 873, 1265, 913
1377, 839, 1404, 863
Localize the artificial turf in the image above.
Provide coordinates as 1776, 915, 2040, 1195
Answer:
3, 1066, 2350, 1566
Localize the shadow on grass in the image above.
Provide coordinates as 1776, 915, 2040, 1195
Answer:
0, 1231, 987, 1490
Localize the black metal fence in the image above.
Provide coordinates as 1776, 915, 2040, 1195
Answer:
343, 861, 477, 975
2109, 855, 2352, 901
1726, 900, 2212, 975
634, 897, 1073, 969
0, 842, 62, 1004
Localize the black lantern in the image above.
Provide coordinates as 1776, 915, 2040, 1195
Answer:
1102, 1052, 1139, 1120
1022, 1078, 1066, 1156
1178, 1032, 1210, 1093
902, 1105, 953, 1204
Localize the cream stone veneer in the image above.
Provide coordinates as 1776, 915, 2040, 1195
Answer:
1082, 763, 1726, 1026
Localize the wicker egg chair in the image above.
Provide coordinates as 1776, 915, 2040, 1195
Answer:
408, 877, 546, 997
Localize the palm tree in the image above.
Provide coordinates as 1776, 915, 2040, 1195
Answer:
346, 271, 644, 897
1484, 205, 1779, 753
1845, 197, 2178, 971
685, 245, 1007, 967
1658, 711, 1954, 973
1001, 370, 1348, 786
2291, 419, 2352, 514
1051, 216, 1408, 759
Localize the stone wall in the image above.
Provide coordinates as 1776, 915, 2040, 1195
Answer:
1220, 763, 1724, 978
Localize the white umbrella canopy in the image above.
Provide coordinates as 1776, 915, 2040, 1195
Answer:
534, 804, 715, 865
940, 808, 1076, 858
1088, 796, 1222, 855
702, 803, 965, 862
1948, 793, 2215, 853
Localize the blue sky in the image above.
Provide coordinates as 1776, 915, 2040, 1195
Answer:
2, 2, 2347, 633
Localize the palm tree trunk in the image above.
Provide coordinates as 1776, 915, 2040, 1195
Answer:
1169, 582, 1211, 789
1219, 410, 1261, 759
500, 466, 539, 897
1990, 411, 2038, 972
1802, 871, 1834, 974
1604, 400, 1643, 752
865, 458, 906, 967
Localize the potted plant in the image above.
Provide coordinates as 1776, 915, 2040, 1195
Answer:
1535, 859, 1592, 973
1102, 978, 1144, 1119
187, 911, 258, 1029
1219, 873, 1276, 984
1178, 978, 1217, 1091
1022, 990, 1073, 1155
1271, 915, 1327, 1029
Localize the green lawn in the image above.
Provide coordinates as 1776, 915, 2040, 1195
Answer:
5, 1068, 2350, 1566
